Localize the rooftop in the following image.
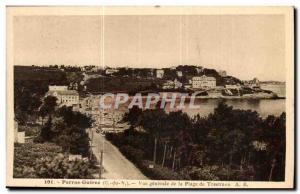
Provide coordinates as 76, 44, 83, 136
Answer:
192, 75, 216, 81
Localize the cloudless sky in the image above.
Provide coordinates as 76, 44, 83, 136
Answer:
14, 15, 285, 81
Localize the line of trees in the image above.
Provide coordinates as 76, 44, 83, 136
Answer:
109, 102, 286, 181
35, 96, 93, 157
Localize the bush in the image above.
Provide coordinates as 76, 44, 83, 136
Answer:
35, 154, 94, 179
14, 166, 37, 178
13, 143, 62, 178
34, 106, 92, 157
19, 124, 41, 137
180, 165, 220, 180
138, 160, 186, 180
106, 131, 153, 159
14, 143, 95, 178
119, 145, 145, 163
54, 131, 90, 157
33, 135, 45, 143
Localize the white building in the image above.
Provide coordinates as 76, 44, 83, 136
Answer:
14, 120, 18, 143
14, 120, 25, 143
162, 80, 174, 89
49, 85, 68, 91
176, 71, 183, 77
105, 68, 119, 75
196, 66, 203, 74
156, 69, 164, 78
162, 79, 182, 89
244, 78, 260, 89
184, 84, 192, 90
219, 70, 227, 77
47, 85, 79, 106
192, 75, 216, 89
174, 79, 183, 89
69, 82, 78, 90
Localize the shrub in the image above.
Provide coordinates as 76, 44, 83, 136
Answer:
35, 154, 94, 179
181, 165, 220, 180
119, 145, 144, 163
19, 124, 40, 137
33, 135, 45, 143
14, 143, 95, 178
138, 160, 186, 180
14, 166, 37, 178
13, 143, 62, 178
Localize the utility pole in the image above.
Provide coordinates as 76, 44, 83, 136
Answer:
99, 132, 105, 179
112, 110, 115, 133
87, 127, 93, 161
98, 101, 105, 179
172, 150, 176, 171
153, 137, 157, 164
99, 149, 103, 179
269, 159, 276, 181
162, 141, 168, 167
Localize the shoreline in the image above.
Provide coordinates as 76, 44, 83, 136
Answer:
193, 96, 286, 100
84, 92, 286, 100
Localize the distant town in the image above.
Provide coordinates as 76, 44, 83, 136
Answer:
15, 64, 285, 109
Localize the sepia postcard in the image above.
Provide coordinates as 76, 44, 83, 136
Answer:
6, 6, 294, 189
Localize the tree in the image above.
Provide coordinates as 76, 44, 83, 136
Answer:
56, 126, 90, 156
140, 109, 168, 164
123, 105, 142, 126
36, 105, 92, 157
260, 112, 286, 181
56, 106, 92, 129
14, 88, 42, 124
39, 116, 54, 141
53, 106, 92, 156
66, 72, 84, 83
108, 101, 286, 181
164, 111, 193, 168
223, 129, 245, 180
39, 96, 58, 124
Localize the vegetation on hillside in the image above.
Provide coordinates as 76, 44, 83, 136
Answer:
14, 143, 95, 178
85, 77, 161, 94
35, 105, 92, 157
14, 66, 85, 124
107, 102, 286, 181
14, 98, 95, 178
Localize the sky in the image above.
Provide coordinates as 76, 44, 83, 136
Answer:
13, 15, 286, 81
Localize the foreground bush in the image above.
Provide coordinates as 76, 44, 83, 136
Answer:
180, 166, 220, 180
138, 160, 186, 180
18, 124, 41, 137
119, 145, 145, 163
13, 143, 95, 178
14, 143, 62, 178
36, 154, 93, 179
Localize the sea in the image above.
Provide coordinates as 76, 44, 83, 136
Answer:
165, 84, 286, 118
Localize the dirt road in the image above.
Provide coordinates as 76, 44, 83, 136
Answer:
91, 130, 148, 180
